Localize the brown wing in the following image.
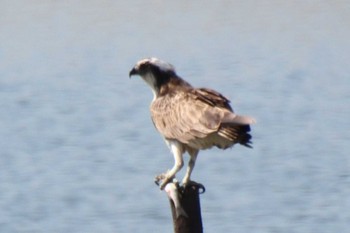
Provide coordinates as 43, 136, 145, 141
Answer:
150, 87, 254, 147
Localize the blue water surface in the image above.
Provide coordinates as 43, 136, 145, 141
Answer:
0, 1, 349, 232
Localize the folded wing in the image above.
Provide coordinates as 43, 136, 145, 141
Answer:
151, 88, 254, 149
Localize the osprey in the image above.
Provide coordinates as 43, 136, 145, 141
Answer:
129, 58, 255, 190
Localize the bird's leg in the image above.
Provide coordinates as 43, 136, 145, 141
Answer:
182, 149, 198, 187
159, 141, 184, 190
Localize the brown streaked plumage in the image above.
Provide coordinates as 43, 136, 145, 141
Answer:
129, 57, 255, 190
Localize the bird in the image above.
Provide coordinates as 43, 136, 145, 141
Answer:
129, 57, 255, 190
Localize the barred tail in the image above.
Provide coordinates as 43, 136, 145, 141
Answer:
218, 124, 253, 148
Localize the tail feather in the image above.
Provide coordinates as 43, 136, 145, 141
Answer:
218, 124, 253, 148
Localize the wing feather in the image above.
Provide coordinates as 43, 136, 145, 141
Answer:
151, 87, 253, 146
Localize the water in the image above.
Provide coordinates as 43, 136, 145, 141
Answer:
1, 1, 350, 232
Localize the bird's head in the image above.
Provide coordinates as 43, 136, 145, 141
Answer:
129, 58, 177, 96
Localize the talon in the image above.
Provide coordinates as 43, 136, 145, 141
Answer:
155, 173, 176, 190
155, 174, 166, 184
181, 178, 192, 188
159, 176, 173, 190
182, 181, 189, 189
181, 180, 205, 193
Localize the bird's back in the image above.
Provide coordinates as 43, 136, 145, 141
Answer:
150, 79, 253, 150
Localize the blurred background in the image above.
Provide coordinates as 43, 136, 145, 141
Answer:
1, 1, 349, 232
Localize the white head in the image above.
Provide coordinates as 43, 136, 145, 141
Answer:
129, 58, 177, 98
136, 57, 175, 73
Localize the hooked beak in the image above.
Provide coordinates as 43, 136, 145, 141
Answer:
129, 67, 138, 78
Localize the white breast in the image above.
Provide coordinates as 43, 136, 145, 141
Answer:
141, 73, 158, 101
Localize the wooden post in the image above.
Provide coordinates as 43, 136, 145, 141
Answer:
162, 181, 205, 233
